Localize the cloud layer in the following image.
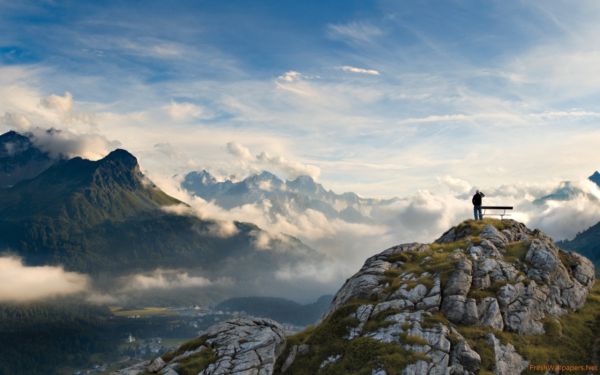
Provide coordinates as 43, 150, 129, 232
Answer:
0, 256, 89, 302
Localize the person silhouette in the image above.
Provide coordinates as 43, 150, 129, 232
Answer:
472, 190, 485, 220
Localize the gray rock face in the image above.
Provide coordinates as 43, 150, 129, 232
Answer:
443, 257, 473, 297
114, 317, 285, 375
449, 337, 481, 374
486, 333, 529, 375
199, 318, 285, 375
480, 225, 509, 250
320, 220, 595, 374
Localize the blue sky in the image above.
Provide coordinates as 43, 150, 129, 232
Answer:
2, 0, 600, 197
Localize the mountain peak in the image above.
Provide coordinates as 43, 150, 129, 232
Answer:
0, 130, 29, 142
589, 171, 600, 187
102, 148, 138, 166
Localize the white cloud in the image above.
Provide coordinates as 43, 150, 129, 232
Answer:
29, 127, 120, 160
164, 100, 209, 121
122, 269, 231, 291
226, 141, 254, 161
40, 92, 73, 113
0, 256, 89, 302
277, 70, 302, 82
339, 65, 380, 75
327, 21, 384, 43
226, 141, 321, 180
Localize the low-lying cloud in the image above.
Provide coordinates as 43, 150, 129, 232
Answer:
121, 269, 232, 291
0, 256, 89, 302
29, 127, 120, 160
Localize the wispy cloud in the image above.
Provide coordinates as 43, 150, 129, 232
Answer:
339, 65, 380, 75
327, 21, 384, 44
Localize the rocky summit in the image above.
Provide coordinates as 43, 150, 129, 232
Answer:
114, 219, 599, 375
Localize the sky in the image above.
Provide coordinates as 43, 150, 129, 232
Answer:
2, 0, 600, 300
1, 0, 600, 198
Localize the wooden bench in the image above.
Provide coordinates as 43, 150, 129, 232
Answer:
481, 206, 513, 220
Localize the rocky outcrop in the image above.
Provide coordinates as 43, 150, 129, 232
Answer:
293, 220, 594, 374
486, 333, 528, 375
115, 219, 596, 375
114, 317, 285, 375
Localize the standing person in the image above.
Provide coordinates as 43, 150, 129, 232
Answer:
472, 190, 485, 220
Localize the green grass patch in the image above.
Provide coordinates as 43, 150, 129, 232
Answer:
497, 281, 600, 368
457, 282, 600, 374
399, 333, 428, 346
467, 280, 507, 301
457, 218, 511, 236
455, 325, 496, 374
504, 241, 529, 263
110, 306, 175, 317
162, 336, 207, 362
430, 240, 468, 252
363, 309, 403, 333
176, 347, 216, 375
422, 312, 449, 329
275, 301, 431, 375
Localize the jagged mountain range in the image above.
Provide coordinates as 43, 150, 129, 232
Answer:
182, 169, 397, 224
116, 219, 599, 375
0, 131, 319, 284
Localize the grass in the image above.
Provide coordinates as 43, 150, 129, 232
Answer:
497, 281, 600, 368
454, 325, 496, 374
176, 347, 217, 375
457, 281, 600, 374
399, 334, 429, 346
430, 240, 468, 252
110, 306, 175, 317
162, 336, 207, 362
504, 241, 529, 264
467, 280, 507, 301
362, 309, 402, 333
275, 301, 430, 375
456, 218, 512, 237
422, 312, 449, 329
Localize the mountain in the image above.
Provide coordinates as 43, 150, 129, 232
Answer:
216, 294, 332, 326
182, 170, 396, 224
0, 131, 319, 279
0, 130, 57, 188
559, 222, 600, 270
590, 171, 600, 188
532, 180, 597, 205
117, 219, 599, 374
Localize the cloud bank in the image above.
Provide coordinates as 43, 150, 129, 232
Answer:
0, 256, 89, 302
121, 269, 231, 291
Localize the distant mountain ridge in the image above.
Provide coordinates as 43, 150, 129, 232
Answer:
0, 131, 320, 281
559, 222, 600, 271
216, 295, 332, 326
555, 170, 600, 270
182, 169, 397, 224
